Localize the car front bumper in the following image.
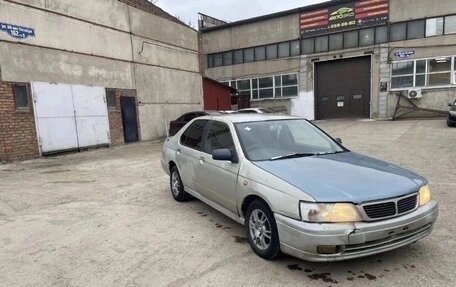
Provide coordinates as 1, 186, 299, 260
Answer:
275, 200, 438, 262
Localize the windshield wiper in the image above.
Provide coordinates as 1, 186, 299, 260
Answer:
316, 150, 347, 156
270, 153, 316, 161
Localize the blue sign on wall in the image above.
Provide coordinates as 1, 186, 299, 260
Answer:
394, 51, 415, 59
0, 22, 35, 39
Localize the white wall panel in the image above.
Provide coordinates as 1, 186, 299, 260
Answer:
32, 82, 78, 153
72, 85, 110, 147
75, 117, 110, 148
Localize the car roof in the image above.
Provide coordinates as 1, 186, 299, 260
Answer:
197, 114, 299, 123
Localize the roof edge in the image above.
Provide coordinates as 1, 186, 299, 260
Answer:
200, 0, 357, 33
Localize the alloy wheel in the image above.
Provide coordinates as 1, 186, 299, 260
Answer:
249, 209, 272, 250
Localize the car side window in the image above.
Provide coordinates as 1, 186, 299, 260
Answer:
180, 120, 208, 150
204, 121, 235, 154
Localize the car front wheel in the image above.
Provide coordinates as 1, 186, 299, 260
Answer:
245, 200, 281, 260
448, 119, 454, 127
170, 166, 189, 202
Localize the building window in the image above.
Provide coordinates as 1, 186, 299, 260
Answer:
391, 56, 456, 90
415, 60, 426, 87
344, 30, 358, 48
106, 89, 116, 110
280, 74, 299, 97
427, 57, 452, 86
255, 46, 266, 61
266, 44, 278, 59
329, 33, 343, 51
407, 20, 425, 39
426, 17, 444, 37
244, 48, 254, 63
255, 77, 273, 99
223, 51, 233, 66
454, 59, 456, 84
213, 53, 223, 67
315, 35, 328, 53
359, 28, 375, 46
290, 40, 300, 56
13, 83, 29, 110
237, 79, 251, 98
445, 15, 456, 34
390, 22, 407, 41
278, 42, 290, 58
391, 61, 414, 89
375, 26, 388, 44
234, 50, 243, 64
207, 55, 214, 68
228, 73, 298, 100
301, 38, 314, 54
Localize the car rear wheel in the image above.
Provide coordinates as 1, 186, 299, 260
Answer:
448, 119, 454, 127
245, 200, 280, 260
170, 166, 189, 202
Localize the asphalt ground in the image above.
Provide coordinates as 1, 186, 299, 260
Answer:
0, 119, 454, 286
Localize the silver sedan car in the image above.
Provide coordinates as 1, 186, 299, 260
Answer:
161, 114, 438, 262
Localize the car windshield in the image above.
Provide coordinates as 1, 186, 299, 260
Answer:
235, 119, 344, 161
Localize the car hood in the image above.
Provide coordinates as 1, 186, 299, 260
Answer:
253, 152, 426, 204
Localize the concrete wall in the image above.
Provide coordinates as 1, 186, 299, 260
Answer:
390, 0, 456, 22
202, 14, 299, 54
13, 0, 130, 31
384, 35, 456, 117
0, 0, 202, 141
205, 58, 300, 80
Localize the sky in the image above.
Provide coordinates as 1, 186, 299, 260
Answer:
155, 0, 327, 28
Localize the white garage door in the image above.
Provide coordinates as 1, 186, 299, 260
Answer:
32, 82, 110, 154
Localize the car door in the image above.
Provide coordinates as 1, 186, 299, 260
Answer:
176, 119, 209, 193
197, 120, 240, 213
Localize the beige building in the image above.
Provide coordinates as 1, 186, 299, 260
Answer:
0, 0, 202, 160
201, 0, 456, 120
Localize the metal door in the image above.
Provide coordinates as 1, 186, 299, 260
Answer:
72, 85, 110, 148
315, 57, 371, 119
120, 96, 139, 143
32, 82, 111, 154
32, 82, 79, 153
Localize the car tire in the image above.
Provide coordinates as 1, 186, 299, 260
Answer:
448, 119, 454, 127
170, 166, 189, 202
245, 200, 281, 260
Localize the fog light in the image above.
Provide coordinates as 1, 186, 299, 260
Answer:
317, 245, 341, 255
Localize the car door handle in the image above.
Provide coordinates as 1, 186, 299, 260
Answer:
177, 149, 181, 154
199, 156, 206, 163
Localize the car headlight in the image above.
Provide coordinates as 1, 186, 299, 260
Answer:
450, 110, 456, 116
419, 184, 431, 206
300, 202, 362, 223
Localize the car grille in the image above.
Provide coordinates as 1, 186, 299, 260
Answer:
363, 202, 396, 219
363, 194, 418, 220
397, 195, 418, 214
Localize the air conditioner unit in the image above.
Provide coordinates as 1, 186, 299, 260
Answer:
407, 89, 423, 99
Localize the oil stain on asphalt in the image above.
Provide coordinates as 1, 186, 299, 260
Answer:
233, 236, 248, 244
286, 264, 383, 284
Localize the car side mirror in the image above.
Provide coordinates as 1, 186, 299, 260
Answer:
212, 149, 238, 163
335, 138, 343, 144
